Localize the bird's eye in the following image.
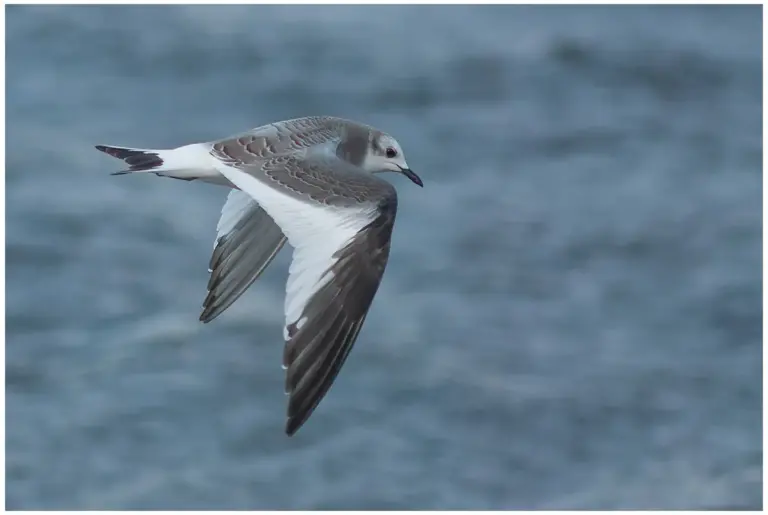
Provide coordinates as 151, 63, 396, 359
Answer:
386, 147, 397, 158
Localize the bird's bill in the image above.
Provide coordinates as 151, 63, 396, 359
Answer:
399, 167, 423, 187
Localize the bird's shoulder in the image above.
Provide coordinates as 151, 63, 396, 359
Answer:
210, 117, 345, 165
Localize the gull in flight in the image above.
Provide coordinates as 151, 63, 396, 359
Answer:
96, 116, 423, 435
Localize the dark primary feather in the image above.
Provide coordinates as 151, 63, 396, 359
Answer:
200, 203, 287, 323
283, 195, 397, 436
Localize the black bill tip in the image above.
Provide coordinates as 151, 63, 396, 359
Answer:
399, 167, 423, 187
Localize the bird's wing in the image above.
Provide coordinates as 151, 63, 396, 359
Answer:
210, 116, 343, 163
200, 189, 287, 323
212, 153, 398, 435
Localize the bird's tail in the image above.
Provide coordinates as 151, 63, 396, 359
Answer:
95, 143, 217, 182
95, 145, 165, 174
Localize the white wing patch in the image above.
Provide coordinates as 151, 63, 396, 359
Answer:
213, 162, 376, 339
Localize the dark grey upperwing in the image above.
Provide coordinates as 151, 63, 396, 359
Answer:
282, 193, 398, 436
201, 199, 287, 323
211, 116, 342, 164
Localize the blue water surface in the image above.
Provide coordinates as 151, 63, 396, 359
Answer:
5, 5, 762, 509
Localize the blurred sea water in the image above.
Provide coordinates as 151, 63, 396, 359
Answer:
5, 5, 762, 509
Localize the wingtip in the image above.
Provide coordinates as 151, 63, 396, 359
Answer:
285, 419, 300, 437
199, 305, 215, 323
199, 295, 223, 324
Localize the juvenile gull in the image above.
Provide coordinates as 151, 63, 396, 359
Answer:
96, 116, 423, 435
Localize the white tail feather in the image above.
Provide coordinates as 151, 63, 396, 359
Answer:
97, 142, 227, 184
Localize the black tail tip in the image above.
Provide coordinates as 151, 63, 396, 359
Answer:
96, 145, 163, 172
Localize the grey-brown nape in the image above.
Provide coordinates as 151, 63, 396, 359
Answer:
335, 125, 369, 166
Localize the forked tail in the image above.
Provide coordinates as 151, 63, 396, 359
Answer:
95, 142, 218, 182
95, 145, 164, 175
